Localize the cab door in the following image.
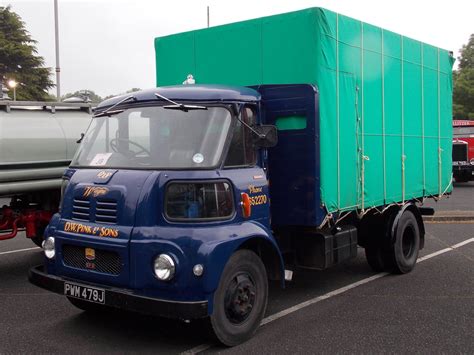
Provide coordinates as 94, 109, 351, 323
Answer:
220, 105, 271, 228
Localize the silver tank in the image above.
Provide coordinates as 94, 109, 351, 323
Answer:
0, 100, 94, 196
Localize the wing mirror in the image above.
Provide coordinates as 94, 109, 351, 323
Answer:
253, 125, 278, 148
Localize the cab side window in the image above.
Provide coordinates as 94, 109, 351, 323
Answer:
224, 106, 257, 167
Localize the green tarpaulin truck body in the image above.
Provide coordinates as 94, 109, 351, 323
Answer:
155, 7, 454, 222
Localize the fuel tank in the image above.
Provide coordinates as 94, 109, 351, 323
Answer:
0, 101, 94, 196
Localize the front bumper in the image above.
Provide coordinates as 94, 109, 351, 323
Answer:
29, 265, 208, 319
453, 164, 474, 178
453, 164, 473, 171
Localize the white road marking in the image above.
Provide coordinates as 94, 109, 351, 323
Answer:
0, 247, 40, 256
416, 248, 453, 262
261, 272, 388, 325
417, 237, 474, 262
181, 237, 474, 354
181, 343, 214, 355
451, 237, 474, 249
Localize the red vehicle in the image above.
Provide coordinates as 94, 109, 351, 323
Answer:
452, 120, 474, 182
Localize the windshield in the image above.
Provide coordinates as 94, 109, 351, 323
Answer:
71, 106, 232, 169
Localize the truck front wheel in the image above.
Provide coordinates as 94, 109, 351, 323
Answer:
209, 249, 268, 346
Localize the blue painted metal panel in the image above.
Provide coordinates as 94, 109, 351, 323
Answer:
46, 167, 283, 307
256, 84, 324, 226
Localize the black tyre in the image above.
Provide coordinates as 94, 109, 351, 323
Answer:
365, 245, 392, 272
390, 210, 420, 274
209, 249, 268, 346
67, 297, 110, 313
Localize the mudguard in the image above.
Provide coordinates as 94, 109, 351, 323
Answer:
198, 221, 285, 297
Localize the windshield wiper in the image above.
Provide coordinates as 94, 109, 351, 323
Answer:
93, 109, 125, 118
93, 95, 136, 118
154, 93, 207, 111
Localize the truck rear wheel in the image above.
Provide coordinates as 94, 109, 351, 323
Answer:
364, 209, 420, 274
209, 249, 268, 346
390, 210, 420, 274
365, 245, 392, 272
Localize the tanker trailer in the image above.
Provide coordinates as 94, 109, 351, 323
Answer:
0, 100, 93, 246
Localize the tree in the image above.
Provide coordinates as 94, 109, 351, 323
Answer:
0, 6, 54, 101
61, 90, 102, 103
453, 34, 474, 119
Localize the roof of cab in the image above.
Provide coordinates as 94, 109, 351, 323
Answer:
97, 85, 261, 109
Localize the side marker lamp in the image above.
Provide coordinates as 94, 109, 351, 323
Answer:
241, 192, 251, 218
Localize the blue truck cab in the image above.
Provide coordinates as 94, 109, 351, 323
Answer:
29, 84, 301, 345
29, 84, 426, 346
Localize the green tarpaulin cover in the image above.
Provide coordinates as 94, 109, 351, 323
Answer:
155, 8, 454, 215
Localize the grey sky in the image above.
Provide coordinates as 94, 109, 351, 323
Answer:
5, 0, 474, 98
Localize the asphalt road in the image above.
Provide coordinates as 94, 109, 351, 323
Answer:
0, 221, 473, 353
0, 184, 473, 353
424, 181, 474, 211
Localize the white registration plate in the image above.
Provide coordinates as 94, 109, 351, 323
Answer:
64, 282, 105, 304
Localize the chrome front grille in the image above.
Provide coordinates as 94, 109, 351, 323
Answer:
62, 244, 122, 275
452, 144, 468, 162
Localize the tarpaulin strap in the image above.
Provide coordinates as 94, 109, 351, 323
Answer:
421, 43, 426, 195
437, 48, 442, 197
318, 207, 333, 229
381, 29, 387, 204
401, 35, 405, 204
402, 154, 406, 203
438, 146, 443, 197
360, 21, 366, 212
432, 175, 453, 202
355, 82, 362, 213
421, 43, 426, 196
336, 13, 340, 210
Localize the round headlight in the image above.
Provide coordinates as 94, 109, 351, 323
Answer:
470, 158, 474, 165
154, 254, 175, 281
43, 237, 55, 259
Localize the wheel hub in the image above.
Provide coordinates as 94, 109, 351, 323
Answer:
224, 273, 256, 324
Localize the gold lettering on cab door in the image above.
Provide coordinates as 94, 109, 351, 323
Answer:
247, 185, 267, 205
